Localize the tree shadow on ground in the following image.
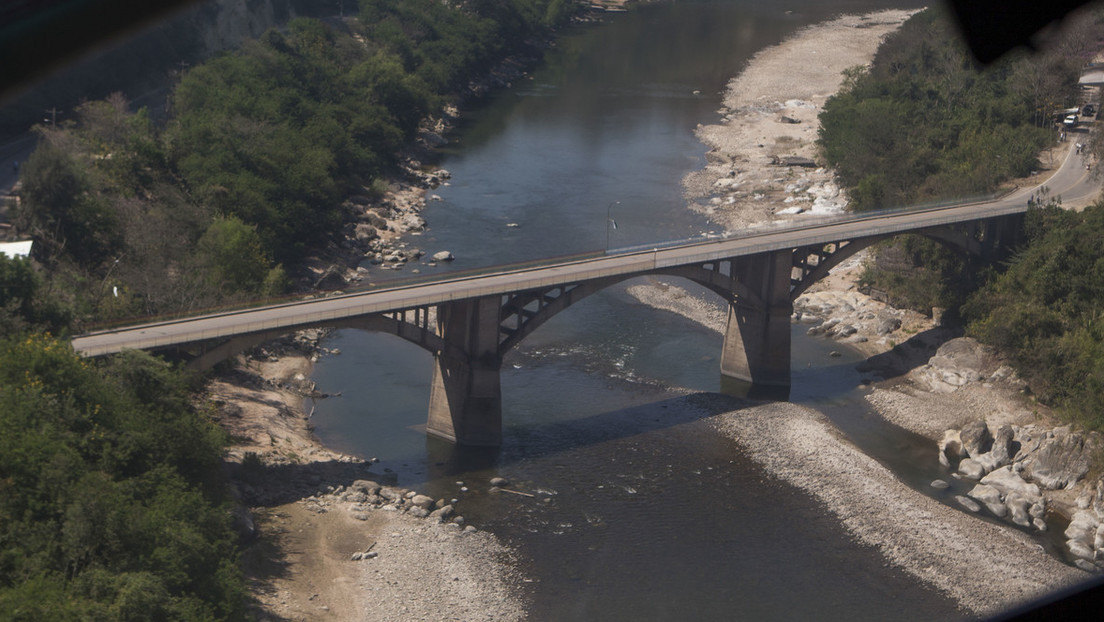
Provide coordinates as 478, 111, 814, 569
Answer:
856, 325, 963, 383
240, 507, 296, 622
233, 458, 383, 621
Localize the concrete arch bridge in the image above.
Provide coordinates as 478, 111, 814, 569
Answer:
73, 198, 1029, 446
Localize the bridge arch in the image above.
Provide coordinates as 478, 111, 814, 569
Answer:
182, 308, 462, 370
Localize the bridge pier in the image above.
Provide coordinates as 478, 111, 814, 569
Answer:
427, 296, 504, 446
720, 250, 793, 399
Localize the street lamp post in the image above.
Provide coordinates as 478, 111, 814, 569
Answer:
606, 201, 620, 251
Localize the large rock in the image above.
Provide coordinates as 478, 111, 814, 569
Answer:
989, 424, 1015, 465
1025, 428, 1092, 490
354, 223, 378, 242
967, 483, 1007, 517
874, 311, 901, 335
955, 495, 981, 512
958, 458, 986, 480
959, 420, 993, 457
432, 250, 455, 262
939, 429, 965, 467
1065, 510, 1100, 562
350, 480, 381, 496
981, 466, 1042, 505
429, 504, 455, 522
1005, 494, 1032, 528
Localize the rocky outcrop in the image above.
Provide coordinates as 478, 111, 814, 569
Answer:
1025, 426, 1093, 491
336, 479, 472, 529
941, 419, 1104, 571
793, 287, 919, 353
911, 339, 1010, 393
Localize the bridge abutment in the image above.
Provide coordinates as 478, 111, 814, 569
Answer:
720, 250, 793, 398
427, 296, 504, 446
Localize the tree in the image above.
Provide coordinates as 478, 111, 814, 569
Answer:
193, 215, 285, 297
0, 255, 70, 337
16, 137, 122, 267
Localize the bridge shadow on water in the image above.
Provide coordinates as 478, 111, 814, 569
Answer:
230, 324, 964, 497
426, 391, 758, 475
232, 325, 966, 506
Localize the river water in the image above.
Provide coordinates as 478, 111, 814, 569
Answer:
306, 1, 988, 618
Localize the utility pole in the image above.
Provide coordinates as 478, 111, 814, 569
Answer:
606, 200, 620, 251
44, 107, 58, 127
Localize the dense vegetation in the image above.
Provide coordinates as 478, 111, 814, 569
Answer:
0, 0, 365, 140
819, 7, 1095, 313
10, 0, 578, 326
1, 1, 581, 617
818, 8, 1104, 428
0, 335, 244, 618
819, 7, 1087, 212
964, 204, 1104, 429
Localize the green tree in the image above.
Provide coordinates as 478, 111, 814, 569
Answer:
0, 255, 70, 337
193, 216, 286, 297
963, 203, 1104, 428
15, 138, 121, 267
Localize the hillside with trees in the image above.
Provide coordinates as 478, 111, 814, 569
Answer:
819, 7, 1089, 213
9, 0, 578, 328
0, 335, 245, 618
964, 203, 1104, 430
1, 0, 581, 616
817, 7, 1104, 430
818, 7, 1095, 314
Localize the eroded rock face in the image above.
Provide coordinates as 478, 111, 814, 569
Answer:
940, 419, 1104, 571
981, 466, 1042, 505
1024, 429, 1092, 491
989, 425, 1015, 466
959, 420, 993, 458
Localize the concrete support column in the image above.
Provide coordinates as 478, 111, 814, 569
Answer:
427, 295, 504, 446
720, 250, 793, 399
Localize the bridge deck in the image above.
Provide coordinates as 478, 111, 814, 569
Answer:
72, 198, 1027, 357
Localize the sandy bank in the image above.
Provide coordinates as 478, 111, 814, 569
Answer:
209, 335, 527, 621
684, 9, 917, 231
709, 400, 1084, 616
246, 494, 526, 621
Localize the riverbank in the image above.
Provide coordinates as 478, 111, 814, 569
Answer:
208, 334, 530, 620
683, 9, 918, 230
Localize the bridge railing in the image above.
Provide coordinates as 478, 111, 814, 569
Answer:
611, 189, 1024, 257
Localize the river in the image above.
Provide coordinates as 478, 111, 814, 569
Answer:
306, 1, 979, 618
